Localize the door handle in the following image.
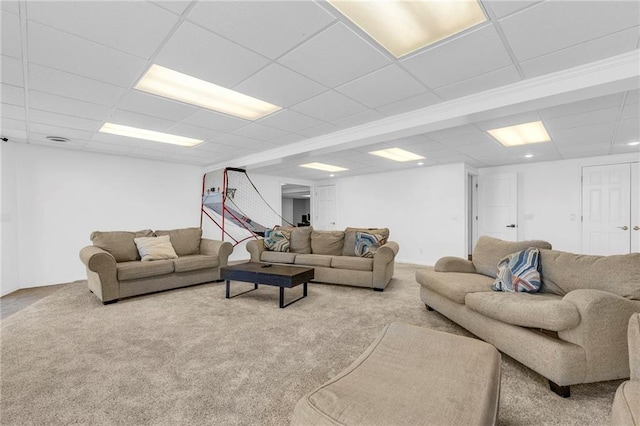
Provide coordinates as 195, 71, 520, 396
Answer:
617, 225, 629, 230
633, 226, 639, 231
506, 224, 516, 228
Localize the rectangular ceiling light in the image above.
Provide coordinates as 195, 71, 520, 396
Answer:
135, 64, 281, 121
328, 0, 486, 58
369, 147, 425, 162
300, 162, 349, 172
487, 121, 551, 147
99, 122, 203, 147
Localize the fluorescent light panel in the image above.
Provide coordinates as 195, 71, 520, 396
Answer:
329, 0, 486, 58
99, 123, 203, 147
369, 147, 425, 162
488, 121, 551, 147
135, 64, 281, 121
300, 162, 349, 172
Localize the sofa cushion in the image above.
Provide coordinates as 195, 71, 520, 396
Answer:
342, 227, 390, 257
492, 248, 541, 293
416, 267, 494, 304
332, 256, 374, 272
355, 231, 386, 258
173, 254, 220, 273
465, 292, 581, 331
261, 251, 296, 264
290, 226, 313, 254
134, 235, 178, 262
472, 236, 552, 278
154, 227, 202, 256
263, 228, 291, 252
91, 229, 153, 262
117, 260, 174, 281
311, 231, 345, 256
294, 254, 333, 267
540, 250, 640, 299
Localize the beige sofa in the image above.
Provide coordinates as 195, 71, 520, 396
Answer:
612, 313, 640, 425
246, 227, 399, 291
80, 227, 233, 304
416, 236, 640, 397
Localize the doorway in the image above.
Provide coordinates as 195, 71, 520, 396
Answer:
478, 172, 518, 241
281, 183, 311, 227
315, 184, 337, 230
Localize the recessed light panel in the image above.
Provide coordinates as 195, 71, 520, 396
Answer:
99, 123, 203, 147
328, 0, 486, 58
369, 147, 425, 162
487, 121, 551, 147
300, 162, 349, 172
135, 64, 281, 121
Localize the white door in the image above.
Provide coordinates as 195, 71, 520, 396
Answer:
630, 163, 639, 253
315, 185, 337, 230
478, 173, 518, 241
582, 164, 631, 255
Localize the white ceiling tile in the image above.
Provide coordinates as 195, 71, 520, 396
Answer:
475, 111, 542, 131
182, 109, 248, 132
1, 83, 25, 106
332, 109, 385, 129
626, 89, 640, 105
550, 122, 616, 146
155, 21, 270, 88
1, 117, 25, 132
29, 91, 111, 121
425, 124, 481, 141
545, 107, 620, 131
520, 26, 640, 78
30, 122, 95, 141
622, 101, 639, 119
434, 66, 521, 100
118, 90, 198, 122
234, 64, 327, 108
375, 91, 441, 116
401, 25, 513, 89
336, 65, 426, 109
29, 109, 102, 132
1, 55, 23, 87
1, 127, 27, 142
279, 22, 390, 87
109, 109, 175, 132
26, 2, 178, 59
297, 123, 340, 138
291, 90, 367, 123
1, 1, 19, 15
90, 131, 143, 147
484, 1, 541, 19
611, 144, 640, 155
270, 133, 306, 146
27, 22, 148, 88
83, 141, 135, 154
257, 109, 323, 133
558, 143, 611, 158
614, 118, 640, 144
130, 139, 203, 154
209, 133, 272, 150
541, 93, 625, 118
193, 141, 251, 155
150, 1, 191, 16
188, 1, 335, 59
436, 131, 498, 148
233, 123, 290, 142
1, 103, 24, 120
500, 1, 640, 61
2, 11, 22, 59
163, 122, 222, 142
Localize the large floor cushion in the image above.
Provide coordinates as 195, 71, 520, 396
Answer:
291, 322, 501, 426
416, 267, 494, 304
173, 255, 219, 273
117, 260, 174, 281
465, 292, 581, 331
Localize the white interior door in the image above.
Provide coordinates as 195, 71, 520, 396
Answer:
478, 173, 518, 241
631, 163, 639, 253
582, 164, 631, 255
314, 185, 337, 230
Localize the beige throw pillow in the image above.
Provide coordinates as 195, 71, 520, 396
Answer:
134, 235, 178, 262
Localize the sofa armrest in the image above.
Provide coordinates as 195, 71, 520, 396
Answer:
246, 239, 265, 262
79, 246, 119, 302
200, 239, 233, 267
372, 241, 399, 290
434, 257, 476, 273
79, 246, 116, 273
559, 289, 640, 382
629, 313, 640, 380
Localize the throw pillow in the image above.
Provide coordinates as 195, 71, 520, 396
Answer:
263, 228, 291, 252
134, 235, 178, 262
354, 232, 387, 258
492, 247, 541, 293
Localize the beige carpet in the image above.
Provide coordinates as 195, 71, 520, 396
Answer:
1, 263, 620, 425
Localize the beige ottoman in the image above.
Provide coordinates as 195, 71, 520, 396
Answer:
291, 322, 501, 426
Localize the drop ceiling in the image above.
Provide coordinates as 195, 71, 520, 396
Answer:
1, 0, 638, 180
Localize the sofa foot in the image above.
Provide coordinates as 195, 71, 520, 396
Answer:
102, 299, 118, 305
549, 381, 570, 398
425, 304, 434, 311
373, 288, 384, 292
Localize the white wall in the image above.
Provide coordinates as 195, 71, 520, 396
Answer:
2, 142, 20, 295
479, 152, 640, 253
325, 163, 468, 265
2, 144, 203, 291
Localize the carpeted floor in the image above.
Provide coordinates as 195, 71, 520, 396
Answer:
1, 263, 621, 425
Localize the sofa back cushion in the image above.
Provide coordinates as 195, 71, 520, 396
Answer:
91, 229, 153, 262
540, 250, 640, 299
342, 227, 390, 257
154, 227, 202, 256
472, 236, 552, 278
290, 226, 313, 254
311, 231, 345, 256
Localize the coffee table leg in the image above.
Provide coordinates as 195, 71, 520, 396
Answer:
303, 282, 307, 297
226, 280, 230, 299
279, 287, 285, 309
255, 283, 258, 289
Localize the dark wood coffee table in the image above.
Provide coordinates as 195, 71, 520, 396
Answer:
221, 263, 314, 308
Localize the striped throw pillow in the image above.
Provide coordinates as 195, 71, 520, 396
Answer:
355, 232, 386, 258
492, 247, 541, 293
263, 228, 291, 252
